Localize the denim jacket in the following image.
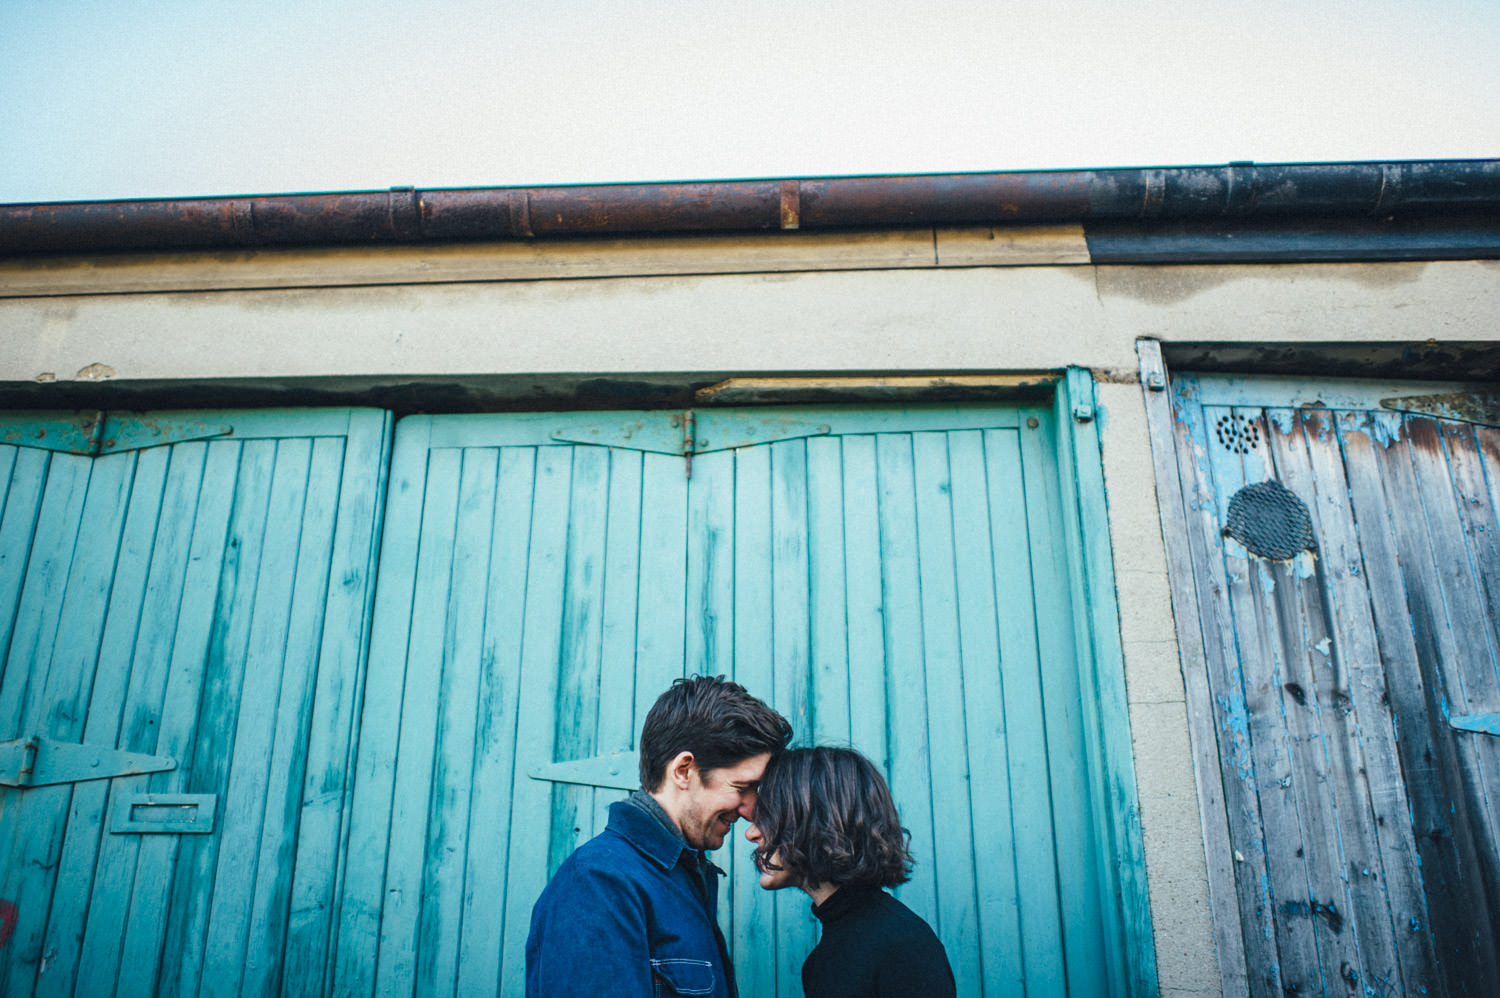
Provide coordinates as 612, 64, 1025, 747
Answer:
525, 798, 737, 997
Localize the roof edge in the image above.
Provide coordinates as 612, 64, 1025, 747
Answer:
3, 160, 1499, 256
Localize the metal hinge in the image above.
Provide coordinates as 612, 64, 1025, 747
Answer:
552, 410, 831, 480
1380, 392, 1500, 429
0, 411, 231, 456
529, 750, 640, 791
1449, 713, 1500, 736
0, 736, 177, 788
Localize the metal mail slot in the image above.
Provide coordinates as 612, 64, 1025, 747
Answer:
110, 793, 217, 834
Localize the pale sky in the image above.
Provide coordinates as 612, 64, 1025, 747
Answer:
3, 0, 1499, 204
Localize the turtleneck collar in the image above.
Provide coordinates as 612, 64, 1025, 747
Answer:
810, 884, 882, 923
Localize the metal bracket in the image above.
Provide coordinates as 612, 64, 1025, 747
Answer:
1448, 713, 1500, 736
1067, 367, 1096, 422
529, 750, 640, 791
0, 411, 231, 456
1380, 392, 1500, 429
0, 736, 177, 788
552, 412, 830, 482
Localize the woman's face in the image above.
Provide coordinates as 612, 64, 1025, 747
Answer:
743, 822, 799, 890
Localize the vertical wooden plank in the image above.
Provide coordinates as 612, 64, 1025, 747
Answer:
496, 445, 573, 997
199, 438, 318, 997
805, 436, 850, 746
1170, 385, 1286, 997
728, 443, 774, 996
1261, 411, 1400, 995
0, 451, 89, 741
587, 448, 643, 841
1367, 416, 1500, 993
125, 440, 240, 998
0, 447, 49, 996
334, 416, 432, 997
45, 448, 167, 998
1209, 406, 1337, 997
1283, 410, 1436, 995
1022, 406, 1107, 997
413, 447, 498, 998
839, 435, 887, 772
633, 451, 688, 736
983, 419, 1065, 997
685, 450, 735, 678
239, 436, 347, 998
1410, 421, 1500, 869
1135, 345, 1252, 998
371, 445, 462, 996
2, 452, 121, 998
454, 446, 537, 998
284, 410, 391, 996
952, 428, 1024, 996
874, 433, 939, 920
1058, 375, 1158, 998
0, 447, 46, 703
163, 438, 276, 998
0, 444, 18, 526
769, 439, 818, 998
1342, 413, 1496, 995
910, 431, 982, 995
546, 445, 610, 877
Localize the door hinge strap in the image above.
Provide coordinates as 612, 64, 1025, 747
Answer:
1448, 713, 1500, 736
1381, 392, 1500, 428
0, 412, 231, 456
528, 750, 640, 791
0, 736, 177, 788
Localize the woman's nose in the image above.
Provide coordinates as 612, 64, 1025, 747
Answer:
744, 823, 761, 842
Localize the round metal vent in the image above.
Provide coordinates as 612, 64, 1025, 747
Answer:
1223, 480, 1315, 560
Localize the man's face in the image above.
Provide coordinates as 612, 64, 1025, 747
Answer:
678, 753, 771, 851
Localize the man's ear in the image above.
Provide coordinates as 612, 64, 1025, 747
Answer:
668, 751, 696, 790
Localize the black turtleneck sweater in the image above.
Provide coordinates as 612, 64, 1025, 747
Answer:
802, 886, 956, 998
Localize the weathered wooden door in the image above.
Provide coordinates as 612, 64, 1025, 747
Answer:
0, 409, 390, 998
334, 402, 1146, 997
1163, 373, 1500, 997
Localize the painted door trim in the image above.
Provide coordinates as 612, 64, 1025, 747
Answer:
1057, 368, 1161, 997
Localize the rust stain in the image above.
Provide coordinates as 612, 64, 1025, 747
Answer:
0, 899, 16, 947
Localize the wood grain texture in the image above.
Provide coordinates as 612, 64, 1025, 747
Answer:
0, 411, 389, 998
346, 403, 1146, 997
1168, 374, 1500, 998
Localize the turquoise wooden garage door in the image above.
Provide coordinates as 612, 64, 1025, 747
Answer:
0, 409, 390, 998
335, 401, 1149, 997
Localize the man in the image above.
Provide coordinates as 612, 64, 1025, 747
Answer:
525, 675, 793, 997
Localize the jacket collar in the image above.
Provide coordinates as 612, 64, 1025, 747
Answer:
609, 797, 697, 871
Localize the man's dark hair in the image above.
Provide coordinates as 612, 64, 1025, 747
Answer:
638, 675, 792, 791
751, 746, 913, 890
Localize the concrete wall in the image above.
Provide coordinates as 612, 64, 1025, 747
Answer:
4, 227, 1498, 996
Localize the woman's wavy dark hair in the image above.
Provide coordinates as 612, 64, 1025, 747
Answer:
752, 746, 912, 889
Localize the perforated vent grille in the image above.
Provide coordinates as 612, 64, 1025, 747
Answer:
1223, 480, 1316, 560
1216, 414, 1261, 454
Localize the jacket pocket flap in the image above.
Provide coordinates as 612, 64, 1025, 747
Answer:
650, 958, 715, 995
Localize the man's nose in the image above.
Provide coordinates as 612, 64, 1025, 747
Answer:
737, 791, 757, 821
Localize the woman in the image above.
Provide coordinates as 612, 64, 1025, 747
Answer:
745, 746, 956, 998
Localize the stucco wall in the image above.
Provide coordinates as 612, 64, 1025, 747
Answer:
3, 229, 1497, 995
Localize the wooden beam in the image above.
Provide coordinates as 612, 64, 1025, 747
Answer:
1135, 338, 1251, 995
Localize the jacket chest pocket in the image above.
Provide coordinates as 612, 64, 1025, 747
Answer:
650, 957, 715, 996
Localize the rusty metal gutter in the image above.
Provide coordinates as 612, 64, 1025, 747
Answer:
2, 161, 1498, 256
